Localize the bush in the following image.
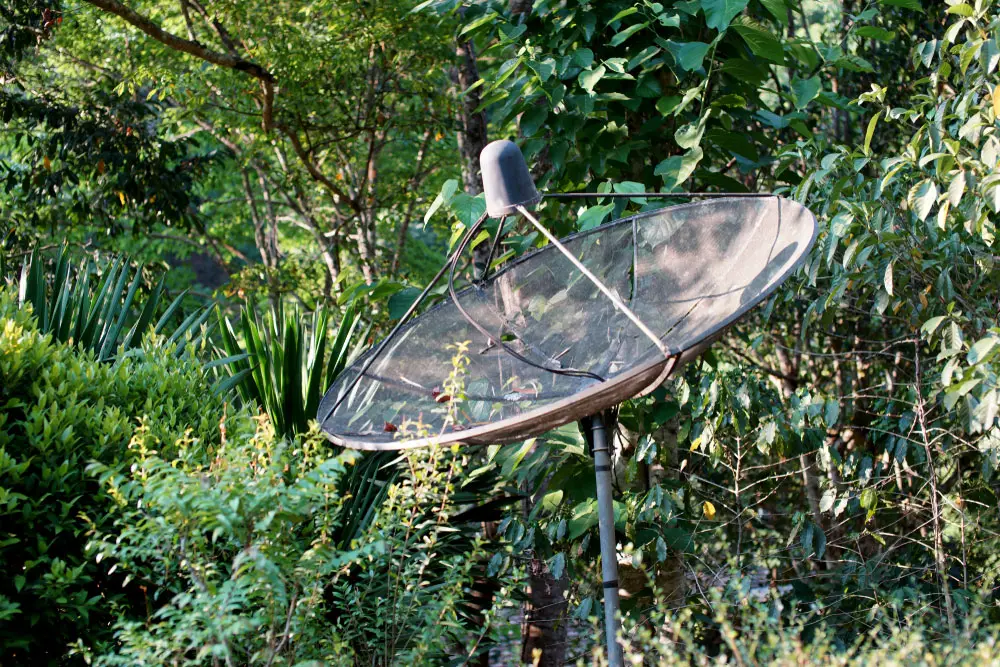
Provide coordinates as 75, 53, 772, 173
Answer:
2, 285, 494, 664
86, 421, 488, 665
0, 288, 223, 663
580, 587, 1000, 666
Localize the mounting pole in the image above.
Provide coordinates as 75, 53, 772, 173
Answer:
480, 142, 628, 662
585, 413, 623, 667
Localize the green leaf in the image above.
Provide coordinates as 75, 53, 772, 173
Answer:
720, 58, 768, 84
756, 109, 790, 129
879, 0, 923, 10
921, 315, 947, 336
498, 23, 527, 41
759, 0, 788, 24
424, 179, 457, 223
863, 115, 878, 156
791, 76, 822, 110
654, 146, 703, 189
883, 261, 894, 296
519, 105, 549, 136
388, 287, 422, 320
910, 180, 938, 221
675, 41, 711, 71
577, 204, 615, 231
501, 439, 535, 477
487, 553, 504, 577
825, 399, 840, 427
460, 11, 499, 35
700, 0, 749, 31
449, 193, 487, 227
948, 171, 966, 206
968, 337, 998, 365
732, 18, 785, 63
656, 536, 668, 562
674, 114, 707, 149
608, 7, 639, 23
571, 48, 595, 69
855, 26, 896, 41
656, 95, 682, 115
549, 552, 566, 579
819, 489, 836, 513
528, 57, 556, 82
610, 22, 649, 47
946, 3, 974, 16
578, 66, 606, 93
613, 181, 648, 203
567, 500, 599, 539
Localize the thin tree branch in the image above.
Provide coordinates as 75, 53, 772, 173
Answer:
84, 0, 273, 81
277, 123, 360, 213
83, 0, 275, 130
178, 0, 196, 41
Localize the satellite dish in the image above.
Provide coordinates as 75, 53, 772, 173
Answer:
317, 140, 817, 666
318, 195, 815, 451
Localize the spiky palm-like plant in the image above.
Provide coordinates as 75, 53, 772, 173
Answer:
12, 248, 210, 362
216, 301, 362, 440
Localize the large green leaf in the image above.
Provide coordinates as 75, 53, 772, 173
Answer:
578, 65, 606, 92
700, 0, 749, 31
791, 76, 822, 109
668, 41, 712, 71
654, 147, 704, 189
732, 17, 785, 63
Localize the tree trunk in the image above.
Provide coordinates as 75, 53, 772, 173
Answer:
454, 38, 488, 195
521, 559, 568, 667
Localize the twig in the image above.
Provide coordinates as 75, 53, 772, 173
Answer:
913, 345, 957, 636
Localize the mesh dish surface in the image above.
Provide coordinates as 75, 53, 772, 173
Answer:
318, 196, 817, 450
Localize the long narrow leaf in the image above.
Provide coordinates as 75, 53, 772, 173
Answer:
101, 266, 144, 360
154, 289, 190, 334
123, 274, 165, 349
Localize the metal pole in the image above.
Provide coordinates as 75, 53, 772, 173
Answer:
588, 413, 623, 667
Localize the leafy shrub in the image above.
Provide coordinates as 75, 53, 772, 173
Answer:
582, 586, 1000, 666
86, 419, 489, 666
0, 288, 223, 663
216, 301, 360, 440
2, 283, 496, 665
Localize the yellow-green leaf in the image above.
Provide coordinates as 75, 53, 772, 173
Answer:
863, 114, 878, 155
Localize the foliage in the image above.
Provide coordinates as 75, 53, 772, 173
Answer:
0, 88, 218, 244
586, 584, 1000, 666
432, 0, 831, 235
2, 0, 465, 298
441, 0, 1000, 649
86, 415, 491, 665
216, 301, 360, 440
0, 287, 224, 663
4, 0, 1000, 662
752, 0, 1000, 625
13, 247, 210, 362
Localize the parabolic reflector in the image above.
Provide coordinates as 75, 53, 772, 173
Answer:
319, 196, 817, 450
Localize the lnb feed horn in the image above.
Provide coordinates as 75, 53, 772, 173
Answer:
480, 139, 541, 218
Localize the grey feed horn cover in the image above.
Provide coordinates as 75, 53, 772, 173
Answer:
481, 140, 541, 218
